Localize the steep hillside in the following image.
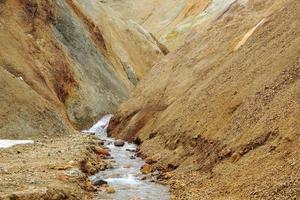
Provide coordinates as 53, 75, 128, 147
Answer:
0, 0, 164, 138
103, 0, 206, 49
105, 0, 299, 52
109, 0, 300, 199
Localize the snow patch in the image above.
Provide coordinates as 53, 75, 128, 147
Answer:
0, 140, 34, 148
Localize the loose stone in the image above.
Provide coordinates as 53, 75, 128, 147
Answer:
92, 178, 108, 186
114, 139, 125, 147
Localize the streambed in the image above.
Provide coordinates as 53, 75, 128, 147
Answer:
83, 115, 170, 200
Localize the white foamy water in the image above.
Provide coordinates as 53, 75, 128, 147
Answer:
84, 115, 170, 200
0, 140, 34, 148
84, 114, 113, 134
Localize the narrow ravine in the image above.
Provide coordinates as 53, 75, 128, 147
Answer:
83, 115, 170, 200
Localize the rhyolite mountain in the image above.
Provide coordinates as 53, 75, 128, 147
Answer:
108, 0, 300, 199
0, 0, 166, 138
1, 0, 299, 199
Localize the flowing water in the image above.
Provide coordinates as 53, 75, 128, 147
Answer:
83, 115, 170, 200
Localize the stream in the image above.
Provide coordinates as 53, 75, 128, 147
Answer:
83, 115, 170, 200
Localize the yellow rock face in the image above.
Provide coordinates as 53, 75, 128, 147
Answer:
0, 0, 165, 138
108, 0, 300, 199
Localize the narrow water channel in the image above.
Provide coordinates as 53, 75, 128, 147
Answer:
83, 115, 170, 200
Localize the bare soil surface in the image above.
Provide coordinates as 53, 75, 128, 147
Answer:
0, 133, 108, 200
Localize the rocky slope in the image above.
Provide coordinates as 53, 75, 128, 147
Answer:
108, 0, 300, 199
0, 0, 164, 138
103, 0, 243, 50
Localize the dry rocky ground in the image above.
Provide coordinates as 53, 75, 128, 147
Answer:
0, 133, 113, 199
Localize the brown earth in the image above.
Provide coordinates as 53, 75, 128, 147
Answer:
0, 133, 111, 199
108, 0, 300, 199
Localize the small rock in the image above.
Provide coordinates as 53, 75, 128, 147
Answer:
58, 174, 69, 182
219, 148, 232, 158
158, 172, 173, 180
84, 180, 96, 191
16, 76, 24, 81
114, 139, 125, 147
103, 156, 114, 160
123, 164, 132, 168
90, 140, 104, 146
148, 132, 157, 139
192, 135, 199, 140
106, 163, 114, 169
0, 167, 8, 174
99, 140, 105, 145
92, 178, 108, 186
231, 152, 241, 163
29, 178, 40, 184
79, 160, 96, 174
141, 174, 152, 180
145, 157, 155, 164
93, 146, 110, 156
68, 160, 75, 165
140, 164, 153, 174
64, 168, 82, 177
269, 144, 277, 152
106, 186, 115, 193
133, 137, 142, 145
126, 148, 136, 152
55, 165, 73, 170
167, 163, 178, 170
130, 155, 136, 159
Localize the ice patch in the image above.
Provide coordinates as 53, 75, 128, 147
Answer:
0, 140, 34, 148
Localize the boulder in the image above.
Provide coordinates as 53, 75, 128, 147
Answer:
114, 139, 125, 147
93, 146, 110, 156
106, 187, 116, 193
133, 137, 142, 145
145, 157, 156, 164
140, 164, 153, 174
92, 178, 108, 186
130, 155, 136, 159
